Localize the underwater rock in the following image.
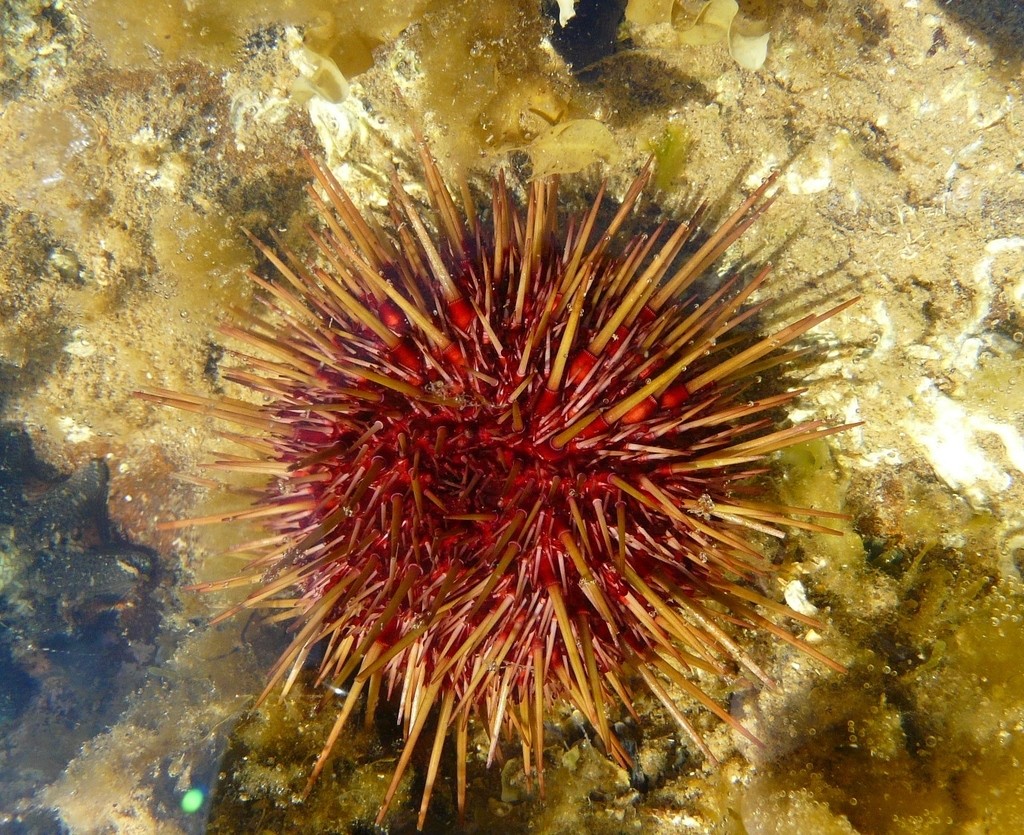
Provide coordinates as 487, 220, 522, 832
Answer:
0, 423, 165, 820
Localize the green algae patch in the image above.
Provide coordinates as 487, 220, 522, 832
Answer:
526, 120, 622, 178
777, 439, 849, 515
648, 123, 693, 192
777, 438, 866, 573
733, 572, 1024, 835
206, 675, 414, 834
81, 0, 427, 70
401, 0, 574, 169
83, 0, 248, 68
732, 434, 1024, 835
151, 204, 252, 304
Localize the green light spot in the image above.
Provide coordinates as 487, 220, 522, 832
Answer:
181, 787, 205, 814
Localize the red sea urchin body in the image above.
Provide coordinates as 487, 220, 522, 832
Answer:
140, 147, 853, 829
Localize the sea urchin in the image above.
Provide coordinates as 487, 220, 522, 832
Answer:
140, 146, 853, 829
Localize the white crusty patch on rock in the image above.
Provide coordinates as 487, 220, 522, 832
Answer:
912, 380, 1024, 508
